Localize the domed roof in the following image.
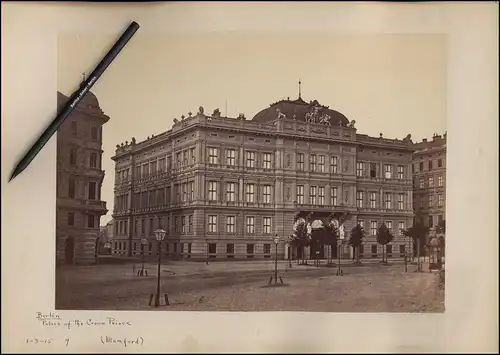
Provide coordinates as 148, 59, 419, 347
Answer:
56, 91, 101, 110
252, 96, 350, 126
80, 91, 100, 109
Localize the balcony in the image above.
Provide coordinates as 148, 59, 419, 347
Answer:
81, 200, 107, 211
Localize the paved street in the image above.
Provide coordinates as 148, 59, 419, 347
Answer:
55, 259, 444, 312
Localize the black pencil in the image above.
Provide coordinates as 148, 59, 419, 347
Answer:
9, 21, 140, 182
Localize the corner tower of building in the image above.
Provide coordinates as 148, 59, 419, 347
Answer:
56, 91, 110, 265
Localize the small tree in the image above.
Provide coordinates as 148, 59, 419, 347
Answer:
323, 214, 339, 264
349, 224, 365, 264
376, 223, 394, 264
290, 217, 311, 265
403, 222, 429, 271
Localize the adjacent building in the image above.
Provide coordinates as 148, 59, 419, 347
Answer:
110, 93, 415, 261
56, 91, 109, 265
412, 133, 447, 239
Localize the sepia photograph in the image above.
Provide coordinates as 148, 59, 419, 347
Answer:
55, 33, 447, 312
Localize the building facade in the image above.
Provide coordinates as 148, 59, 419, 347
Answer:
56, 91, 109, 265
111, 95, 415, 260
412, 133, 447, 238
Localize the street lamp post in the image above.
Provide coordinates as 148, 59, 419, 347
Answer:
336, 224, 345, 276
273, 235, 279, 284
138, 238, 148, 276
153, 228, 166, 307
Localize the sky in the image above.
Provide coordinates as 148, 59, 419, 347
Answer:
57, 33, 447, 225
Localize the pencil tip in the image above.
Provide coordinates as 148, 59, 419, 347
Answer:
9, 170, 19, 182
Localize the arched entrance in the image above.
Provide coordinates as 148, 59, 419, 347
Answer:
65, 236, 75, 265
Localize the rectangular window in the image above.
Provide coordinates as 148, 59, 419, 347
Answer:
356, 191, 364, 208
428, 215, 434, 227
182, 183, 187, 203
438, 159, 443, 168
68, 178, 76, 198
226, 148, 236, 166
428, 160, 433, 170
246, 183, 255, 202
397, 165, 404, 180
419, 162, 424, 171
310, 154, 317, 172
429, 194, 434, 207
399, 245, 405, 255
370, 163, 377, 178
208, 243, 216, 257
190, 182, 194, 201
90, 153, 97, 169
297, 185, 304, 204
398, 193, 405, 210
386, 220, 393, 232
188, 215, 193, 233
384, 164, 393, 179
330, 187, 338, 206
226, 243, 234, 255
398, 221, 406, 235
182, 216, 187, 234
263, 244, 271, 254
67, 212, 74, 226
226, 216, 235, 233
246, 216, 255, 234
318, 155, 325, 173
359, 220, 365, 229
356, 162, 363, 177
158, 158, 166, 173
226, 182, 236, 202
90, 127, 98, 141
318, 187, 325, 205
183, 150, 188, 166
246, 151, 255, 168
438, 194, 444, 206
263, 217, 272, 234
369, 192, 376, 208
208, 181, 218, 201
428, 176, 434, 187
69, 148, 77, 166
247, 244, 254, 257
142, 164, 148, 177
331, 156, 339, 174
150, 161, 157, 175
190, 148, 196, 164
297, 153, 304, 171
167, 156, 172, 171
384, 192, 392, 209
208, 147, 218, 164
309, 186, 317, 205
87, 215, 95, 228
135, 165, 141, 179
438, 175, 444, 187
263, 153, 272, 169
176, 152, 182, 167
419, 195, 424, 209
419, 177, 425, 189
208, 215, 217, 233
370, 221, 377, 236
88, 182, 97, 200
71, 121, 77, 136
371, 244, 377, 255
263, 185, 272, 204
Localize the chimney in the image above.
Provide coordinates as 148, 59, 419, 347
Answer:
422, 138, 427, 143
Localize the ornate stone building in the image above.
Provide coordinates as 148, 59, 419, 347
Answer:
56, 91, 109, 265
111, 93, 415, 261
412, 133, 447, 237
